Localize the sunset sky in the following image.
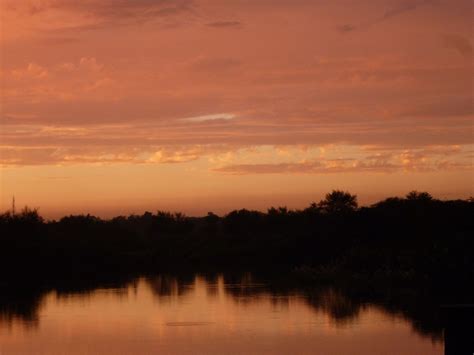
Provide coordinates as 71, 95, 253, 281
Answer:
0, 0, 473, 218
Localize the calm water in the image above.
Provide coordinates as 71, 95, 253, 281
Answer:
0, 274, 443, 355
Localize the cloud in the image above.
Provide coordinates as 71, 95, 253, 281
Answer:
337, 24, 356, 33
1, 0, 472, 173
442, 34, 473, 59
146, 148, 202, 163
11, 63, 48, 79
339, 0, 434, 33
381, 0, 432, 21
1, 108, 472, 158
402, 96, 473, 118
213, 146, 473, 175
213, 161, 399, 175
0, 128, 241, 166
3, 0, 195, 31
28, 0, 194, 18
180, 113, 236, 123
206, 21, 241, 28
79, 57, 103, 72
3, 57, 120, 104
215, 161, 324, 174
1, 117, 472, 174
0, 146, 145, 166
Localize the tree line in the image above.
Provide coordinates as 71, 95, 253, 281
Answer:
0, 191, 472, 289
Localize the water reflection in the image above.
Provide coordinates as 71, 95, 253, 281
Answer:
0, 273, 446, 354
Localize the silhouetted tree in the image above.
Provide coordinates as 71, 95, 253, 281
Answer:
406, 191, 433, 201
372, 197, 403, 208
318, 190, 358, 214
205, 212, 219, 224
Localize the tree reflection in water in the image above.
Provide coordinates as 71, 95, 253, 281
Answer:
0, 272, 445, 341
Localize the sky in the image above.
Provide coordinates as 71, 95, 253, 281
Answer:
0, 0, 473, 218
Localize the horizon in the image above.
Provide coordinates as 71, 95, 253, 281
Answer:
3, 189, 472, 220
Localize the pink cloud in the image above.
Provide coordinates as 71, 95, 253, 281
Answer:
1, 0, 473, 173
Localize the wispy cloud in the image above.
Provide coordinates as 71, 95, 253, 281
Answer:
2, 140, 471, 173
381, 0, 433, 21
213, 160, 397, 175
206, 21, 241, 28
180, 113, 236, 123
213, 146, 473, 175
442, 34, 473, 59
339, 0, 435, 33
11, 63, 48, 79
2, 0, 196, 32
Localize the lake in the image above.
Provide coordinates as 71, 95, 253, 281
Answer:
0, 273, 444, 354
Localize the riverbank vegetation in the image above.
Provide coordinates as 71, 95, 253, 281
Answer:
1, 191, 472, 290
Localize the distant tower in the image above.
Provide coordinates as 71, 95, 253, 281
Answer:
12, 195, 15, 215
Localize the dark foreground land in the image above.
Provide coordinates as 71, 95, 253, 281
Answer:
1, 190, 472, 288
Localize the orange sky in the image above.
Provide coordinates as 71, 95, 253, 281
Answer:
0, 0, 473, 218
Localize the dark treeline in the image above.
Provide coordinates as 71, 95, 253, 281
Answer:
1, 190, 473, 293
